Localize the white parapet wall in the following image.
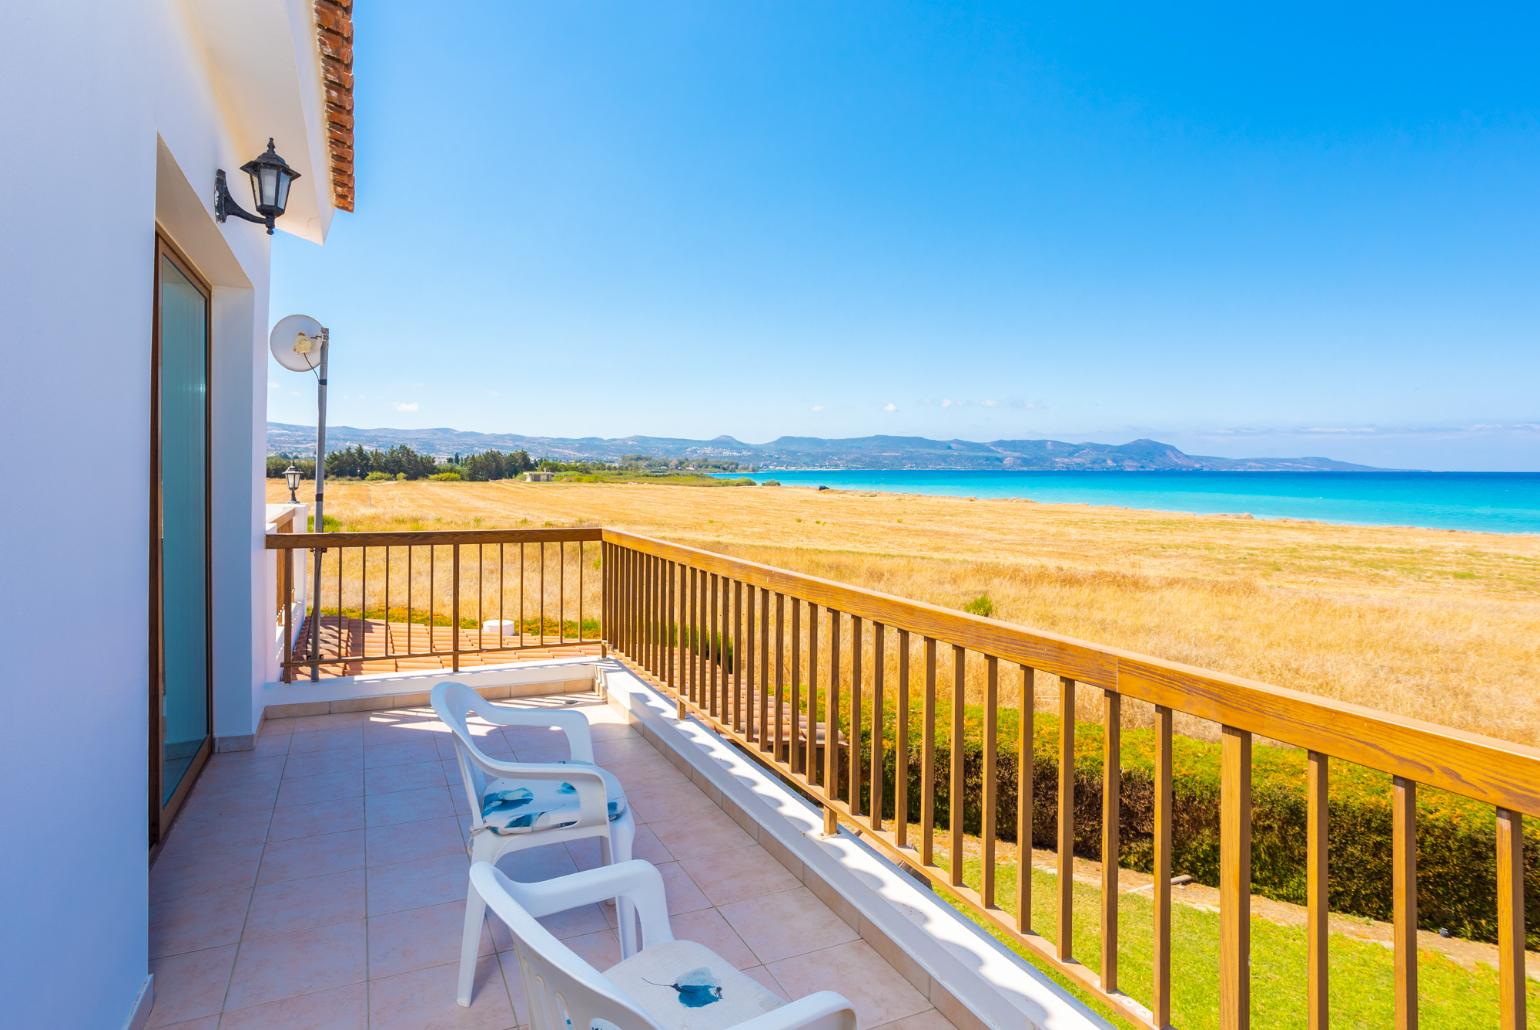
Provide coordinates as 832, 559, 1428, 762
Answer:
254, 655, 604, 727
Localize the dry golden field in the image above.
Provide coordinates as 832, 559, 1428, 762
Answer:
269, 477, 1540, 745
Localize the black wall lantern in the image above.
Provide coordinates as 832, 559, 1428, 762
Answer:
215, 138, 301, 235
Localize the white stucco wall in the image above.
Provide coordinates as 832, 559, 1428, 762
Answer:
0, 1, 332, 1025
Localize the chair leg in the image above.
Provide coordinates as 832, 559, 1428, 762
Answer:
609, 817, 639, 957
457, 882, 487, 1007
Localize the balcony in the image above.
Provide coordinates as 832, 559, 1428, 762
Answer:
224, 527, 1540, 1028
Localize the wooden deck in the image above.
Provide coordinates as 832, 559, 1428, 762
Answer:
290, 615, 603, 679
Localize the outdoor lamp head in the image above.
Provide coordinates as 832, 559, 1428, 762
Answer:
216, 138, 301, 234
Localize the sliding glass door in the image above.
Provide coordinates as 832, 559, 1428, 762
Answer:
151, 235, 213, 843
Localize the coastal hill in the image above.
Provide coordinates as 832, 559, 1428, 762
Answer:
268, 422, 1375, 472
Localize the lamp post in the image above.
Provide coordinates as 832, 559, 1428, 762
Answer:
215, 138, 301, 234
284, 464, 302, 503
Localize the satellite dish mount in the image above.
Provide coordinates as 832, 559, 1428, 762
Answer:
270, 314, 330, 680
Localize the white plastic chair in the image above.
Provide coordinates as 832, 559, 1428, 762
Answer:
431, 682, 638, 995
465, 859, 857, 1030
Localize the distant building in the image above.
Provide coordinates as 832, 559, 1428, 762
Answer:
525, 471, 555, 482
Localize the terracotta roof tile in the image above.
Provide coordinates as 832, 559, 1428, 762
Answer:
315, 0, 355, 211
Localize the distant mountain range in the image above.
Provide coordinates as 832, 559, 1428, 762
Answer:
267, 422, 1378, 472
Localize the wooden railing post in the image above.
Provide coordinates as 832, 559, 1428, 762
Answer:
451, 543, 461, 672
1018, 665, 1035, 935
1496, 807, 1526, 1030
1393, 777, 1417, 1030
981, 656, 998, 908
1153, 704, 1173, 1028
950, 645, 965, 888
1102, 688, 1121, 993
1307, 751, 1329, 1030
1057, 677, 1076, 961
279, 549, 294, 683
1221, 725, 1252, 1030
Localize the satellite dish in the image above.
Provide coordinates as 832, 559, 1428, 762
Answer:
270, 313, 327, 372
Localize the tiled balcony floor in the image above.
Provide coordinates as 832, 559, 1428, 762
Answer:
147, 694, 954, 1028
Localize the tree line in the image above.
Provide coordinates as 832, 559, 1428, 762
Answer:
267, 445, 537, 482
268, 446, 744, 483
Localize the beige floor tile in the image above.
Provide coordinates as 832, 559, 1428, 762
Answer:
769, 941, 931, 1027
365, 738, 442, 768
562, 928, 622, 970
655, 860, 713, 915
282, 747, 364, 779
251, 731, 293, 754
486, 901, 610, 952
243, 868, 366, 940
367, 815, 467, 867
275, 769, 364, 808
366, 759, 450, 795
366, 784, 456, 826
678, 843, 799, 906
566, 825, 672, 871
224, 919, 367, 1011
614, 782, 719, 825
257, 829, 365, 884
874, 1010, 955, 1029
592, 736, 659, 764
145, 944, 235, 1026
497, 842, 580, 882
287, 727, 365, 754
150, 849, 261, 902
217, 982, 368, 1030
154, 833, 265, 872
267, 796, 365, 841
369, 956, 515, 1030
667, 908, 759, 969
648, 811, 757, 859
149, 886, 251, 958
368, 898, 494, 979
367, 853, 470, 917
720, 887, 857, 964
740, 965, 791, 1002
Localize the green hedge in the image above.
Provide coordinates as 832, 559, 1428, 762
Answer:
856, 709, 1539, 949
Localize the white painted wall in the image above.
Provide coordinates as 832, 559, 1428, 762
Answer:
0, 1, 333, 1024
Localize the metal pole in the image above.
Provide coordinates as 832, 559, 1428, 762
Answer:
308, 329, 329, 680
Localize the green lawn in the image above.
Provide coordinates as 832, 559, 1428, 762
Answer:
935, 855, 1539, 1029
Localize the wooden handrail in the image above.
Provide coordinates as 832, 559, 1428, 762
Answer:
267, 526, 602, 549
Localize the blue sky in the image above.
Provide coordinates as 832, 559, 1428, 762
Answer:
270, 3, 1540, 470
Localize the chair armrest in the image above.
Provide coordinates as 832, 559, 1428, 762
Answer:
477, 705, 596, 763
473, 860, 674, 948
729, 992, 857, 1030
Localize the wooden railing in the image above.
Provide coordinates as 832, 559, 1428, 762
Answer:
265, 528, 603, 681
600, 529, 1538, 1030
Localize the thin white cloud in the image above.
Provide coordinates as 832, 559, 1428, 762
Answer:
981, 399, 999, 408
809, 404, 825, 413
883, 402, 898, 413
268, 381, 280, 391
940, 398, 955, 408
394, 401, 420, 414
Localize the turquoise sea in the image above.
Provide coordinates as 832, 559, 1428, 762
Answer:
720, 470, 1540, 534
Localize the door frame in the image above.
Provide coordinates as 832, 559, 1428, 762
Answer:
149, 229, 215, 848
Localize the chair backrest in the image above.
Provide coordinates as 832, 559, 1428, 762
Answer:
431, 681, 497, 823
471, 862, 661, 1030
